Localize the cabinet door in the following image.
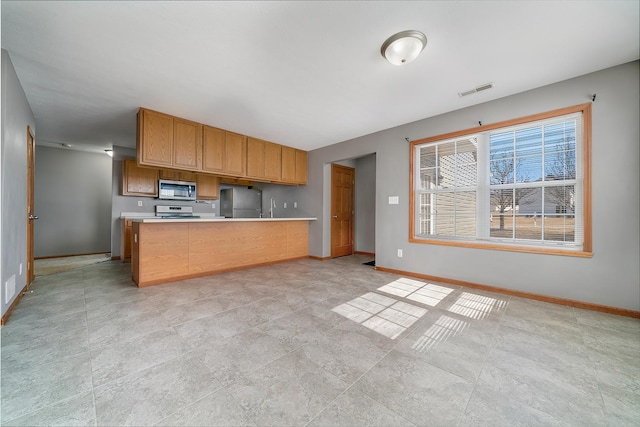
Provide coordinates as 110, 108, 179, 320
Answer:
202, 126, 225, 173
246, 137, 265, 178
159, 169, 196, 182
196, 174, 220, 200
264, 141, 282, 181
295, 149, 307, 185
224, 132, 247, 176
122, 159, 158, 196
179, 171, 196, 182
138, 109, 173, 167
159, 168, 178, 180
173, 118, 202, 170
281, 146, 296, 183
122, 219, 133, 262
219, 176, 254, 186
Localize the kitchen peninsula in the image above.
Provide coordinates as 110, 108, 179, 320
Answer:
131, 217, 315, 287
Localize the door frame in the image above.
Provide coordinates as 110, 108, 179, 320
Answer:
330, 163, 355, 258
26, 125, 35, 287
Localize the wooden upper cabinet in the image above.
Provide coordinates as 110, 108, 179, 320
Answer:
247, 137, 282, 181
179, 171, 196, 182
196, 174, 220, 200
158, 168, 178, 180
264, 141, 282, 181
159, 169, 196, 182
122, 159, 158, 196
246, 138, 281, 181
137, 107, 305, 185
295, 149, 307, 185
224, 132, 247, 176
138, 109, 173, 167
202, 126, 246, 176
173, 118, 202, 170
202, 126, 225, 173
281, 147, 307, 185
281, 146, 296, 183
138, 108, 200, 170
246, 137, 265, 178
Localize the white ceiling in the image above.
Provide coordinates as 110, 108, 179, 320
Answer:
2, 1, 638, 153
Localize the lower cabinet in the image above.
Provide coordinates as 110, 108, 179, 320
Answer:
121, 218, 133, 262
132, 222, 190, 285
132, 220, 310, 287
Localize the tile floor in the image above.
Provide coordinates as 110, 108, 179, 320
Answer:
1, 255, 638, 426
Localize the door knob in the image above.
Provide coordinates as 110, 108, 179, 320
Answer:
332, 215, 338, 219
29, 215, 39, 220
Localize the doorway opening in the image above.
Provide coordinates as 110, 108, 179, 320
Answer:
331, 164, 354, 258
329, 154, 376, 259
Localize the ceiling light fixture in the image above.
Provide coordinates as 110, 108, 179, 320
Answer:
105, 149, 113, 157
381, 30, 427, 66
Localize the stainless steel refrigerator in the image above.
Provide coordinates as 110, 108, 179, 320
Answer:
220, 188, 262, 218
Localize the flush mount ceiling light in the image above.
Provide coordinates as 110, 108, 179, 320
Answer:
380, 30, 427, 65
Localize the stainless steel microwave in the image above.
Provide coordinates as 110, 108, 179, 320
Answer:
158, 179, 197, 201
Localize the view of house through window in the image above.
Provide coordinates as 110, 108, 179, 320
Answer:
411, 104, 591, 255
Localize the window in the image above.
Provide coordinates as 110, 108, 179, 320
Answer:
410, 103, 592, 257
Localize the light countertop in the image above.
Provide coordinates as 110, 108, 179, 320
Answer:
130, 217, 317, 223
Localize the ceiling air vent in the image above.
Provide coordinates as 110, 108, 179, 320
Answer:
458, 82, 493, 97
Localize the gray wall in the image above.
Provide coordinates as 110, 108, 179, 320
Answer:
34, 146, 112, 257
354, 154, 376, 254
305, 61, 640, 311
253, 183, 311, 219
110, 146, 156, 259
1, 49, 36, 317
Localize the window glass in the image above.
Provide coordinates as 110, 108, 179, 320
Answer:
412, 106, 588, 254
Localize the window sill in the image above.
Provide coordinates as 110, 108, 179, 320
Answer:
409, 237, 593, 258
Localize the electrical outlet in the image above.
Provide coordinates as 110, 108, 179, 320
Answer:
212, 203, 216, 209
19, 263, 22, 275
283, 202, 287, 208
137, 200, 143, 207
294, 202, 298, 208
397, 249, 403, 258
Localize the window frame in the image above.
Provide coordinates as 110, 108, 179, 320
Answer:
409, 103, 592, 258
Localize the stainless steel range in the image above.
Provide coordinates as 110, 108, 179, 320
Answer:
155, 205, 199, 219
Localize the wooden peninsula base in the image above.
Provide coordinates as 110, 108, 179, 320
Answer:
131, 219, 311, 287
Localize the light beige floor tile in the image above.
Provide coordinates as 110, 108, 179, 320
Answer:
354, 350, 474, 426
155, 388, 256, 426
308, 388, 415, 427
227, 349, 348, 426
1, 255, 637, 426
94, 355, 222, 426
